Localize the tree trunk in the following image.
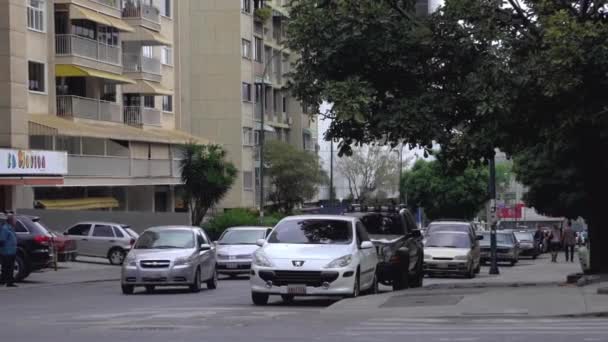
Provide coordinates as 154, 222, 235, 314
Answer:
588, 214, 608, 274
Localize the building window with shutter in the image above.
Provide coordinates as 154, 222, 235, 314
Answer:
162, 95, 173, 112
28, 61, 46, 93
27, 0, 45, 32
242, 39, 252, 59
241, 0, 252, 14
161, 47, 173, 66
242, 82, 252, 102
243, 171, 254, 190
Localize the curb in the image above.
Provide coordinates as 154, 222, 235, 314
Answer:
422, 280, 562, 290
2, 278, 120, 291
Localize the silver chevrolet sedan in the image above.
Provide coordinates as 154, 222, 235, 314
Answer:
121, 226, 217, 294
215, 226, 272, 277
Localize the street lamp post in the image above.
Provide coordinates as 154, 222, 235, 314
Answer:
489, 154, 500, 275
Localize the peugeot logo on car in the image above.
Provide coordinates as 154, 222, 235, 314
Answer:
292, 260, 305, 267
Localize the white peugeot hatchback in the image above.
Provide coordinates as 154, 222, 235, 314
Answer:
250, 215, 378, 305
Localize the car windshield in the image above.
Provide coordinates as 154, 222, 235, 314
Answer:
268, 219, 353, 245
134, 230, 194, 249
427, 224, 470, 235
514, 232, 533, 242
359, 214, 403, 235
426, 233, 471, 248
218, 229, 267, 245
480, 233, 514, 246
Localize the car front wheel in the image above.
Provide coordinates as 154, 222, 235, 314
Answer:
252, 292, 269, 305
108, 248, 126, 265
121, 284, 134, 295
13, 255, 27, 282
349, 271, 361, 298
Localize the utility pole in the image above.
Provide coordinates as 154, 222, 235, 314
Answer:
398, 144, 403, 204
489, 154, 500, 275
329, 139, 334, 204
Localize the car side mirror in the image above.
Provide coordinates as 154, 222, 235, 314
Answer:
360, 241, 374, 249
200, 244, 211, 251
477, 235, 484, 241
256, 239, 265, 247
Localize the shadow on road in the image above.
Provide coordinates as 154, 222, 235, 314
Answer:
266, 297, 341, 308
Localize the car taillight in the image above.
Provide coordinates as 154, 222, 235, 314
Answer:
130, 238, 136, 246
389, 255, 400, 264
33, 235, 51, 246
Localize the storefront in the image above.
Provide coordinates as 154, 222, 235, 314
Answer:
0, 149, 68, 212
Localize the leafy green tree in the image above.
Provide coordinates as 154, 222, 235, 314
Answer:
402, 159, 489, 220
264, 140, 327, 213
179, 143, 238, 226
287, 0, 608, 272
204, 208, 284, 240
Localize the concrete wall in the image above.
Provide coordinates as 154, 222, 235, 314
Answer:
17, 208, 190, 234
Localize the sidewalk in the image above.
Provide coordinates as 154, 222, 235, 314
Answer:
1, 257, 120, 290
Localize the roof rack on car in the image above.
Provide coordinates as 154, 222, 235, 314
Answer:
346, 204, 402, 213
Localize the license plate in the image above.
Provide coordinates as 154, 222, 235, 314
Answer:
437, 263, 449, 269
226, 263, 238, 269
287, 285, 307, 295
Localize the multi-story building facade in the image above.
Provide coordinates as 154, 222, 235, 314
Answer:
178, 0, 318, 209
1, 0, 204, 212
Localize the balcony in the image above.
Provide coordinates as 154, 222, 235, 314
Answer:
56, 95, 122, 123
123, 53, 162, 81
91, 0, 121, 9
124, 106, 162, 127
56, 34, 122, 67
122, 2, 161, 31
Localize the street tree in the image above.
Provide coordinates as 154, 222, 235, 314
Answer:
336, 145, 404, 202
179, 143, 238, 226
264, 140, 327, 213
287, 0, 608, 272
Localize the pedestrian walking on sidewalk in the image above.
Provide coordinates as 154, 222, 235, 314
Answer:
534, 225, 544, 253
562, 223, 576, 262
0, 214, 18, 287
548, 224, 562, 263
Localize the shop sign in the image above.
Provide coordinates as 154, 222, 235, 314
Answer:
0, 149, 67, 175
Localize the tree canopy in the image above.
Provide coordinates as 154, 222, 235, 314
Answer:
179, 143, 238, 226
287, 0, 608, 272
264, 140, 327, 213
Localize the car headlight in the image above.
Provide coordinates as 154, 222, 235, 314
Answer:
454, 255, 469, 261
216, 253, 228, 260
125, 254, 137, 267
324, 254, 352, 269
252, 250, 273, 267
423, 254, 432, 260
174, 256, 194, 266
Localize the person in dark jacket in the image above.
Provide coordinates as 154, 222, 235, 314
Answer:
0, 214, 18, 287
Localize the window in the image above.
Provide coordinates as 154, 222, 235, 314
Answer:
27, 0, 45, 32
28, 61, 45, 92
254, 37, 263, 62
255, 84, 262, 103
243, 127, 253, 146
101, 83, 116, 102
15, 221, 29, 233
143, 96, 155, 108
273, 90, 280, 112
67, 224, 91, 236
254, 130, 261, 145
29, 135, 53, 150
162, 95, 173, 112
113, 227, 124, 238
161, 47, 173, 65
107, 139, 129, 157
242, 39, 252, 59
241, 0, 251, 13
282, 96, 287, 113
142, 46, 154, 58
93, 225, 115, 237
82, 137, 105, 156
72, 20, 96, 40
242, 82, 252, 102
161, 0, 171, 17
56, 136, 81, 155
243, 171, 253, 190
98, 26, 119, 46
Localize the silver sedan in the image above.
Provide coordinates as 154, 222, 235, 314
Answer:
215, 226, 272, 277
121, 226, 217, 294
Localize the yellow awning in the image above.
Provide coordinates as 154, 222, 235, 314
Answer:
28, 114, 210, 145
56, 65, 136, 84
36, 197, 119, 210
70, 5, 135, 32
122, 26, 172, 46
122, 80, 173, 95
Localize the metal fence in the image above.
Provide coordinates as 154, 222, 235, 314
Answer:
55, 34, 121, 65
57, 95, 122, 123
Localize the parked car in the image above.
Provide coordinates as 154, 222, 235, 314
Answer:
250, 215, 378, 305
479, 231, 520, 265
423, 231, 481, 278
64, 222, 138, 265
121, 226, 217, 294
0, 214, 53, 281
344, 207, 424, 290
49, 231, 78, 262
215, 226, 272, 277
425, 220, 481, 270
513, 230, 539, 259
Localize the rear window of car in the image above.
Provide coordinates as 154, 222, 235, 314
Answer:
125, 228, 139, 238
427, 224, 471, 235
359, 214, 404, 235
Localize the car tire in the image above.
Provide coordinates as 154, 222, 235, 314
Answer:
189, 268, 202, 293
71, 253, 78, 262
467, 264, 476, 279
108, 248, 126, 266
252, 292, 269, 306
364, 273, 379, 295
349, 271, 361, 298
533, 254, 538, 260
392, 270, 409, 291
13, 254, 27, 282
145, 285, 155, 293
410, 258, 424, 288
206, 269, 218, 290
121, 284, 134, 295
474, 262, 481, 274
510, 260, 516, 266
281, 294, 295, 303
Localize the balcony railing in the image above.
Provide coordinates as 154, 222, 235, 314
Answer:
124, 106, 162, 126
92, 0, 121, 10
57, 95, 122, 123
55, 34, 121, 66
123, 53, 161, 75
122, 2, 160, 24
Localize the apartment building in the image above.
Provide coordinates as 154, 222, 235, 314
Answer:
0, 0, 204, 212
178, 0, 318, 209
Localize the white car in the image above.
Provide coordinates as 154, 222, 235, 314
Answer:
423, 231, 481, 278
250, 215, 378, 305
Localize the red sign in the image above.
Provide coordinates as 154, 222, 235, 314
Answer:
497, 203, 524, 219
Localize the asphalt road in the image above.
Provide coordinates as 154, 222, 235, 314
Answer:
2, 272, 608, 342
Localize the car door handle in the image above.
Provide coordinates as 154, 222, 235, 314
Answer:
109, 240, 116, 243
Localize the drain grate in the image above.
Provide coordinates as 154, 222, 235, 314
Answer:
381, 294, 464, 308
